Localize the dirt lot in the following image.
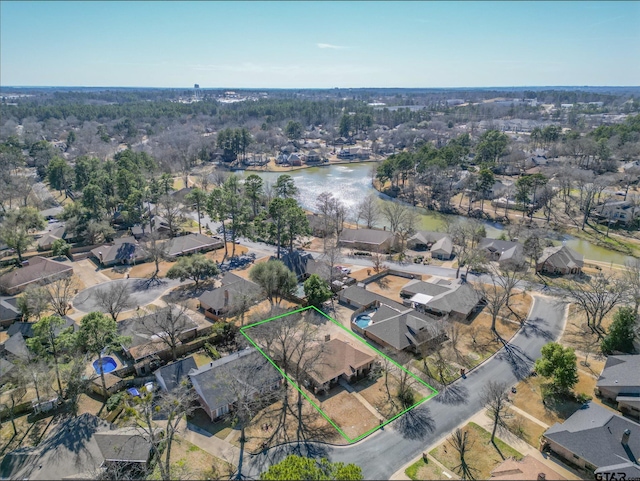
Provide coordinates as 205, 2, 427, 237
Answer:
365, 275, 415, 303
158, 435, 234, 480
430, 422, 523, 480
308, 388, 380, 440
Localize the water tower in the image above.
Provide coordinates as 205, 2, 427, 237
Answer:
194, 84, 201, 101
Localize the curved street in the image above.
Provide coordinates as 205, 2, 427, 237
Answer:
244, 295, 568, 480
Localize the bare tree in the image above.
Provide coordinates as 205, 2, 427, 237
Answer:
380, 201, 411, 233
17, 285, 50, 321
139, 305, 192, 362
396, 207, 420, 259
473, 273, 507, 336
95, 282, 134, 321
159, 194, 184, 238
141, 231, 169, 280
125, 382, 198, 481
356, 193, 380, 229
493, 264, 527, 310
563, 272, 629, 338
0, 372, 27, 437
16, 358, 53, 406
623, 259, 640, 318
481, 380, 510, 443
448, 428, 477, 480
45, 276, 79, 317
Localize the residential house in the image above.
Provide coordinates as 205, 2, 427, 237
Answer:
0, 358, 16, 386
430, 236, 454, 260
596, 355, 640, 420
0, 297, 21, 328
118, 307, 199, 374
131, 215, 172, 240
339, 228, 397, 253
0, 331, 29, 361
198, 273, 262, 321
155, 356, 197, 392
164, 233, 224, 259
288, 153, 303, 166
37, 225, 66, 251
400, 278, 484, 322
272, 251, 329, 282
0, 256, 73, 295
39, 206, 64, 220
542, 402, 640, 477
406, 231, 454, 260
536, 246, 583, 275
91, 236, 149, 267
305, 150, 324, 164
171, 187, 194, 204
303, 338, 375, 394
478, 238, 526, 269
189, 348, 282, 421
340, 286, 445, 352
6, 316, 75, 339
0, 413, 152, 480
490, 455, 566, 480
592, 201, 639, 226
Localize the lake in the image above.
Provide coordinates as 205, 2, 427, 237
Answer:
241, 163, 635, 265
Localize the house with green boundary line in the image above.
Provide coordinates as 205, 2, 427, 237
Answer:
240, 305, 439, 443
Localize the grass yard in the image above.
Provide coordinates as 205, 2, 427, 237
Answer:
429, 422, 523, 480
505, 413, 547, 448
355, 375, 420, 420
405, 456, 449, 481
0, 413, 60, 455
512, 372, 606, 427
129, 259, 175, 278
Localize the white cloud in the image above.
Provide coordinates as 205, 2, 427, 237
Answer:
317, 43, 347, 50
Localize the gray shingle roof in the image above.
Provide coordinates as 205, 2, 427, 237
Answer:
3, 332, 29, 359
407, 231, 449, 246
165, 233, 223, 257
94, 433, 151, 463
155, 356, 197, 392
401, 280, 450, 297
430, 236, 453, 256
339, 285, 406, 311
0, 257, 73, 292
537, 246, 584, 270
91, 239, 148, 265
189, 348, 281, 414
366, 308, 442, 350
117, 307, 198, 348
544, 402, 640, 469
597, 355, 640, 389
198, 273, 262, 312
339, 228, 395, 246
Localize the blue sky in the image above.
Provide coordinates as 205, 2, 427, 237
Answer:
1, 1, 638, 88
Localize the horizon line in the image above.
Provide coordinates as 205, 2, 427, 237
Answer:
2, 85, 639, 90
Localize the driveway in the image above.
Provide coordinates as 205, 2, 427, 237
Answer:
72, 277, 185, 313
244, 296, 568, 480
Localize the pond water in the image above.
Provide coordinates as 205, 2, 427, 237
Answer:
241, 163, 635, 265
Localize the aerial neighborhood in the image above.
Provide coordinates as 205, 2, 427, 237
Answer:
1, 2, 640, 479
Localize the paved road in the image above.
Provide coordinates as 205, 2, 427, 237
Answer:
243, 295, 567, 480
72, 277, 185, 313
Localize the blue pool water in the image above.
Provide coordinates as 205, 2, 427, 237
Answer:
93, 356, 117, 374
354, 315, 372, 329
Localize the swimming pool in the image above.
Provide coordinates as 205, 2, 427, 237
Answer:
93, 356, 118, 375
354, 314, 372, 329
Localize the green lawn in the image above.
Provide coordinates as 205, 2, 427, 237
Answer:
405, 456, 448, 481
430, 422, 523, 480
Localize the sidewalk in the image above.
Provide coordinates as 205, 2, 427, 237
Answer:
389, 410, 582, 480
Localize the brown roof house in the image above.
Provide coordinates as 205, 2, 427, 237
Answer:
0, 256, 73, 295
490, 455, 566, 480
304, 337, 375, 394
198, 273, 262, 321
339, 228, 398, 253
91, 236, 149, 267
37, 225, 66, 251
596, 355, 640, 420
536, 246, 583, 275
542, 402, 640, 478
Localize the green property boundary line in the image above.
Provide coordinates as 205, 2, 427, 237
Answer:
239, 305, 439, 444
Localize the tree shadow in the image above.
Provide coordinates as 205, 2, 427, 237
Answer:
434, 383, 469, 406
495, 342, 535, 380
393, 405, 436, 440
519, 316, 554, 342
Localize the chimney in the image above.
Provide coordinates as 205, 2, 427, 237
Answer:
224, 290, 229, 307
537, 474, 546, 481
622, 428, 631, 445
325, 334, 330, 342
